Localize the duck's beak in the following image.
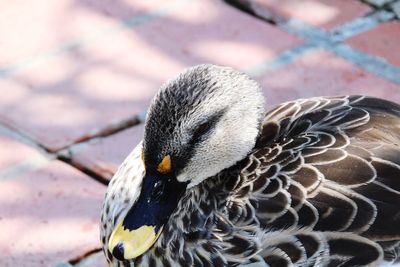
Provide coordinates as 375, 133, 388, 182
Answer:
108, 171, 187, 261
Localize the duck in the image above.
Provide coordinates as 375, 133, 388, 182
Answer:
100, 64, 400, 267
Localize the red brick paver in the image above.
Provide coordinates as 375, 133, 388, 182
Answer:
257, 49, 400, 107
70, 124, 144, 180
237, 0, 372, 30
0, 0, 167, 67
0, 150, 105, 266
0, 0, 300, 152
346, 21, 400, 67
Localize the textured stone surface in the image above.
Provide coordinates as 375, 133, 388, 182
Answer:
0, 160, 106, 267
0, 0, 300, 152
234, 0, 372, 29
257, 49, 400, 107
70, 124, 144, 180
346, 21, 400, 67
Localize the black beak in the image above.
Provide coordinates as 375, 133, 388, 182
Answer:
123, 172, 187, 232
108, 171, 187, 260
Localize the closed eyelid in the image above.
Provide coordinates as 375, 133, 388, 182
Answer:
190, 109, 226, 145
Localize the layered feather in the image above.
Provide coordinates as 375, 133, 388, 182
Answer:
101, 95, 400, 266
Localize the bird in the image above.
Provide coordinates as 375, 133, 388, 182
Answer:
100, 64, 400, 267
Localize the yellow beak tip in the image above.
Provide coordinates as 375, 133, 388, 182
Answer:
108, 223, 163, 260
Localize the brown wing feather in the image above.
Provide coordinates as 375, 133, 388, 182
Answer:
246, 96, 400, 265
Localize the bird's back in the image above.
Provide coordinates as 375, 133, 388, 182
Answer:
216, 95, 400, 266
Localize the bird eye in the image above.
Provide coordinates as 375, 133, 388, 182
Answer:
190, 120, 216, 146
190, 110, 225, 145
192, 121, 213, 141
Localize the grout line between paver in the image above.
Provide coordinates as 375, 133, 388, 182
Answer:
67, 248, 103, 266
0, 0, 194, 78
280, 19, 330, 43
226, 1, 400, 85
0, 108, 144, 155
330, 10, 395, 41
330, 43, 400, 84
54, 251, 105, 267
0, 111, 145, 185
0, 123, 51, 155
73, 254, 104, 267
276, 18, 400, 85
244, 43, 318, 77
65, 112, 145, 151
57, 154, 110, 186
361, 0, 397, 9
0, 120, 108, 184
0, 154, 52, 181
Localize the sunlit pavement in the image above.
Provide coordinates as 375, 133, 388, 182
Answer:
0, 0, 399, 266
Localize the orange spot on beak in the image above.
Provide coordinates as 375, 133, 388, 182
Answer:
157, 155, 171, 174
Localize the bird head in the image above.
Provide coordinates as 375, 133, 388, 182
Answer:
106, 64, 264, 261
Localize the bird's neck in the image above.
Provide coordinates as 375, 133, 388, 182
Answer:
132, 159, 249, 266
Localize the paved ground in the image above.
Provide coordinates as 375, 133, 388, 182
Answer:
0, 0, 399, 266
